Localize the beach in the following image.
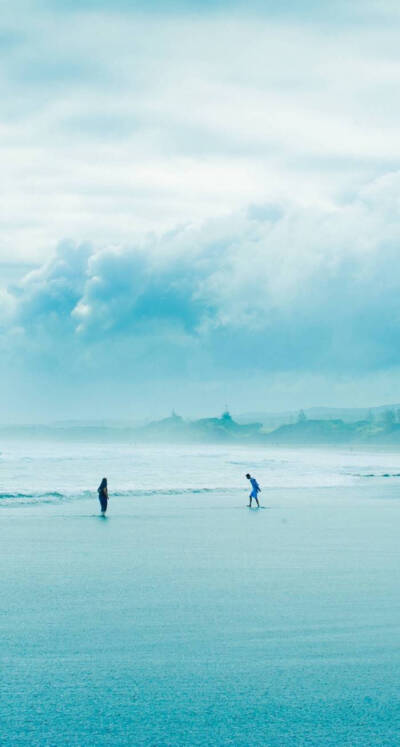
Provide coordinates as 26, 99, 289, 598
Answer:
2, 444, 400, 745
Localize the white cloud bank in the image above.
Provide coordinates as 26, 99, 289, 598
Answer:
1, 171, 400, 419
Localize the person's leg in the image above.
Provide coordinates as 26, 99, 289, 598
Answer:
100, 495, 107, 513
248, 492, 252, 507
255, 495, 260, 507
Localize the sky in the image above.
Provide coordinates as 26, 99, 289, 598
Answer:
1, 0, 400, 421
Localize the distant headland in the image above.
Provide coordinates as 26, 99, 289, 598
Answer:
3, 404, 400, 445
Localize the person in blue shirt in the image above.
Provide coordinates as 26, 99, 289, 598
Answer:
246, 473, 261, 507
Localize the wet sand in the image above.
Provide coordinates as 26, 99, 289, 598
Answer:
1, 486, 400, 745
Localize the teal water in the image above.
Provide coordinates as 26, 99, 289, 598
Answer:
2, 440, 400, 506
1, 480, 400, 745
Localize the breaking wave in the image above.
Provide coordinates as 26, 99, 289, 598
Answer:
0, 486, 239, 507
352, 472, 400, 478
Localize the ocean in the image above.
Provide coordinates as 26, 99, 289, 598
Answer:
1, 441, 400, 745
2, 440, 400, 507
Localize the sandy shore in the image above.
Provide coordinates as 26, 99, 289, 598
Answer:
2, 486, 400, 745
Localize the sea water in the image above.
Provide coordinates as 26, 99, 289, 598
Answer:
2, 441, 400, 745
1, 440, 400, 506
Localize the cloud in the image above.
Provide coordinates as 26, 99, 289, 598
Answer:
2, 2, 400, 264
2, 2, 400, 417
3, 171, 400, 391
0, 288, 16, 326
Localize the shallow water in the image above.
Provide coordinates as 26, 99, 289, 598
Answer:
1, 444, 400, 744
1, 440, 400, 506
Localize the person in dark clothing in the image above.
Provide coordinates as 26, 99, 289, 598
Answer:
98, 477, 109, 515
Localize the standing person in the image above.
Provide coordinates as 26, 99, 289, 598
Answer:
246, 473, 261, 508
98, 477, 109, 515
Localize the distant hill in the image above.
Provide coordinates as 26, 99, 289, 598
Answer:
263, 419, 353, 444
141, 411, 263, 443
236, 404, 400, 427
263, 418, 400, 445
3, 407, 400, 445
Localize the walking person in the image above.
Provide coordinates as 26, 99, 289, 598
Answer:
98, 477, 109, 515
246, 473, 261, 508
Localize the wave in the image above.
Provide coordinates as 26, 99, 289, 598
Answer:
5, 471, 400, 507
351, 473, 400, 478
227, 459, 285, 466
0, 491, 64, 499
0, 486, 240, 507
112, 487, 237, 496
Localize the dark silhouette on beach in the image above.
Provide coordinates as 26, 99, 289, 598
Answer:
98, 477, 109, 515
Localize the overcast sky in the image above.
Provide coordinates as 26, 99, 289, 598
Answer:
1, 0, 400, 421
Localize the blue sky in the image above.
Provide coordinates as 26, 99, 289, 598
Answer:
1, 0, 400, 420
